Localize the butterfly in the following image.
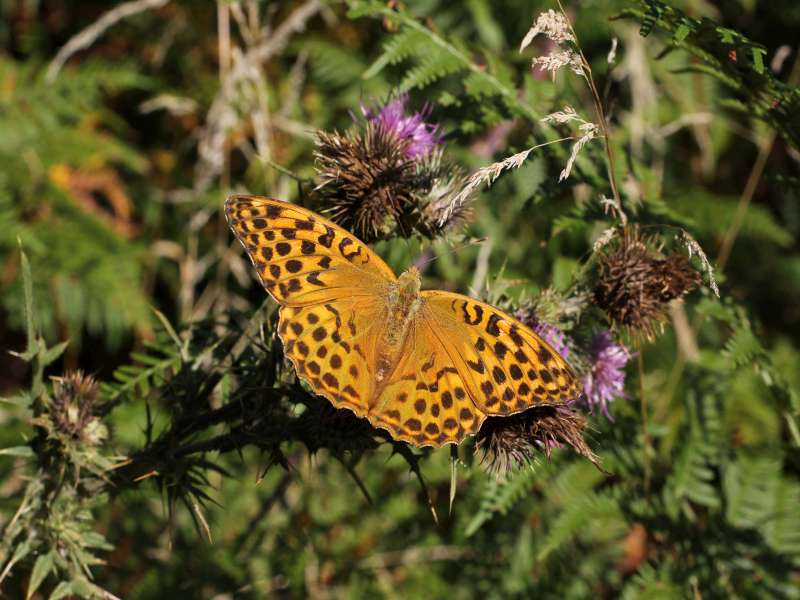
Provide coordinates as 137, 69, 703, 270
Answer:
225, 194, 581, 447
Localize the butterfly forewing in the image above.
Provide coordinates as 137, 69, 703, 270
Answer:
226, 194, 395, 425
225, 194, 396, 305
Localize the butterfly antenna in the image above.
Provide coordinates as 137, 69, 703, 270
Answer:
417, 237, 489, 271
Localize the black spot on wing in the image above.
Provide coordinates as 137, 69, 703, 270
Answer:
306, 271, 325, 286
461, 302, 483, 325
318, 225, 335, 248
486, 313, 502, 337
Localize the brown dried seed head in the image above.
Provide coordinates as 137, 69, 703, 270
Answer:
313, 124, 416, 242
475, 405, 598, 476
595, 226, 701, 339
51, 370, 99, 439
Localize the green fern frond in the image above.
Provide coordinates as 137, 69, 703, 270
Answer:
348, 0, 542, 125
465, 467, 539, 536
363, 28, 430, 79
616, 0, 800, 149
304, 39, 371, 88
723, 320, 766, 369
100, 337, 181, 403
401, 50, 464, 90
536, 490, 625, 562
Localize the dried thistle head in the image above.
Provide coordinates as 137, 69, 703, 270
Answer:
31, 370, 110, 479
475, 405, 598, 476
594, 226, 701, 340
51, 371, 104, 445
314, 123, 416, 241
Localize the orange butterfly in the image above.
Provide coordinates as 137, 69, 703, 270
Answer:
225, 195, 580, 447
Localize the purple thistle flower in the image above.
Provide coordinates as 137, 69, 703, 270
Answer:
531, 320, 570, 360
362, 94, 442, 159
582, 331, 631, 419
513, 307, 571, 360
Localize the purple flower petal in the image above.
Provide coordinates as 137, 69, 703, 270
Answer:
363, 94, 442, 159
582, 331, 631, 419
531, 320, 570, 360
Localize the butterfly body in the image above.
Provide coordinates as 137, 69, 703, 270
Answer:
378, 266, 422, 381
226, 195, 581, 447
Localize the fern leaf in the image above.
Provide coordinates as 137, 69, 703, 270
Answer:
465, 467, 539, 536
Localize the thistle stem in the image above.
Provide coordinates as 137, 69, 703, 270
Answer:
638, 346, 651, 494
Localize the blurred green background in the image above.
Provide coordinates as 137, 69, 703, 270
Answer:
1, 0, 799, 597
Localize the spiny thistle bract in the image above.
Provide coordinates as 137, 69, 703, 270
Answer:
595, 226, 701, 339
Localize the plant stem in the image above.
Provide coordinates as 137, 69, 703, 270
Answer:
557, 0, 626, 224
638, 346, 651, 493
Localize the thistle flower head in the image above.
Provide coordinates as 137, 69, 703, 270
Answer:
595, 226, 701, 339
514, 306, 571, 359
362, 94, 442, 159
314, 123, 416, 241
475, 405, 598, 476
51, 370, 103, 444
315, 98, 467, 240
412, 149, 473, 237
582, 331, 631, 419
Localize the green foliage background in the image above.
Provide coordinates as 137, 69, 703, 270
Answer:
1, 0, 799, 597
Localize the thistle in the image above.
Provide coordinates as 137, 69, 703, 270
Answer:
582, 331, 631, 419
31, 371, 111, 478
595, 226, 701, 339
314, 123, 417, 241
412, 149, 473, 237
49, 371, 105, 445
314, 95, 469, 240
475, 405, 598, 476
362, 93, 442, 159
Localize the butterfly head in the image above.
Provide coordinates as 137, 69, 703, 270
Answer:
397, 265, 421, 298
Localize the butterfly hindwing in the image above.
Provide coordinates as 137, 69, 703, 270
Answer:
370, 319, 487, 447
420, 291, 581, 416
279, 299, 385, 417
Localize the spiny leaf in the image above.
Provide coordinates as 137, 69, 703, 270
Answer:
26, 552, 55, 600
